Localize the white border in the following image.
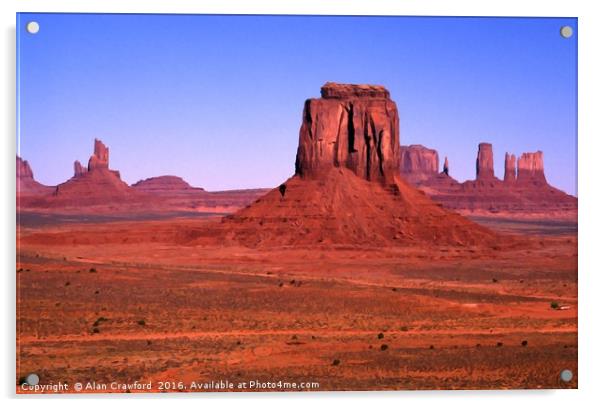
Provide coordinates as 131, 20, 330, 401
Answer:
2, 1, 601, 407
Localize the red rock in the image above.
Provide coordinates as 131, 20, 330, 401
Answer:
16, 156, 53, 196
295, 82, 400, 183
132, 176, 205, 196
399, 145, 439, 183
88, 139, 110, 171
403, 144, 576, 219
517, 151, 546, 184
73, 160, 88, 177
221, 83, 501, 248
476, 143, 495, 180
504, 153, 516, 182
443, 157, 449, 176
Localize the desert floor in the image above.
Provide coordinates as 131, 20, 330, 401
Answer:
16, 213, 577, 392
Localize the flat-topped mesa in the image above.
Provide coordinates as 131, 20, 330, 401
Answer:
73, 160, 88, 177
504, 153, 516, 182
295, 82, 400, 182
17, 156, 34, 180
517, 151, 546, 184
399, 145, 439, 182
88, 138, 109, 171
320, 82, 390, 99
476, 142, 495, 180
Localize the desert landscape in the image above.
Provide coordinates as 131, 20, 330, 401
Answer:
16, 83, 577, 392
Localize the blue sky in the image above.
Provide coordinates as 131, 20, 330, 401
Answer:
17, 14, 577, 194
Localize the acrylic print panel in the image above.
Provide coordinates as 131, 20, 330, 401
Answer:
16, 13, 577, 393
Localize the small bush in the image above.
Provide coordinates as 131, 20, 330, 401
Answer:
92, 327, 100, 334
93, 317, 108, 327
377, 333, 384, 339
400, 326, 409, 332
137, 319, 146, 326
497, 342, 503, 347
89, 268, 97, 273
380, 344, 388, 351
429, 345, 435, 350
65, 281, 70, 286
521, 340, 528, 347
492, 278, 498, 283
551, 301, 560, 309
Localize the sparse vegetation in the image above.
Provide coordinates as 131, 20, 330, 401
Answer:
380, 344, 388, 351
521, 340, 528, 347
93, 317, 108, 327
332, 359, 340, 366
550, 301, 559, 309
377, 332, 384, 339
492, 278, 498, 283
137, 319, 146, 326
89, 268, 97, 273
497, 342, 503, 347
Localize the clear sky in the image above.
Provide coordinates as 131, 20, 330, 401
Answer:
17, 14, 577, 194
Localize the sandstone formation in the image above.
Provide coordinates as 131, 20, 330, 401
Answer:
295, 82, 400, 183
132, 176, 206, 196
476, 143, 495, 180
52, 139, 132, 204
88, 139, 109, 171
16, 156, 53, 196
400, 142, 576, 219
221, 83, 501, 248
443, 157, 449, 176
504, 153, 516, 183
73, 160, 87, 177
517, 151, 546, 184
399, 145, 439, 183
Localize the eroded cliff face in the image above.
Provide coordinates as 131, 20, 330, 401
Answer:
16, 156, 53, 196
88, 139, 109, 171
476, 143, 495, 180
504, 153, 517, 183
295, 83, 400, 183
517, 151, 546, 184
399, 145, 439, 182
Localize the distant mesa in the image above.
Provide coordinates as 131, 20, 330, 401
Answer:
400, 141, 577, 218
399, 145, 439, 183
16, 156, 53, 196
517, 151, 546, 185
132, 176, 206, 196
221, 83, 500, 248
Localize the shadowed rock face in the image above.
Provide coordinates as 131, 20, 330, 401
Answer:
504, 153, 516, 182
476, 143, 495, 180
400, 145, 439, 183
295, 82, 400, 183
443, 157, 449, 175
517, 151, 546, 184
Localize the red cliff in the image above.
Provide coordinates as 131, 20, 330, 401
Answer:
399, 145, 439, 183
476, 143, 495, 180
504, 153, 516, 183
295, 82, 400, 183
